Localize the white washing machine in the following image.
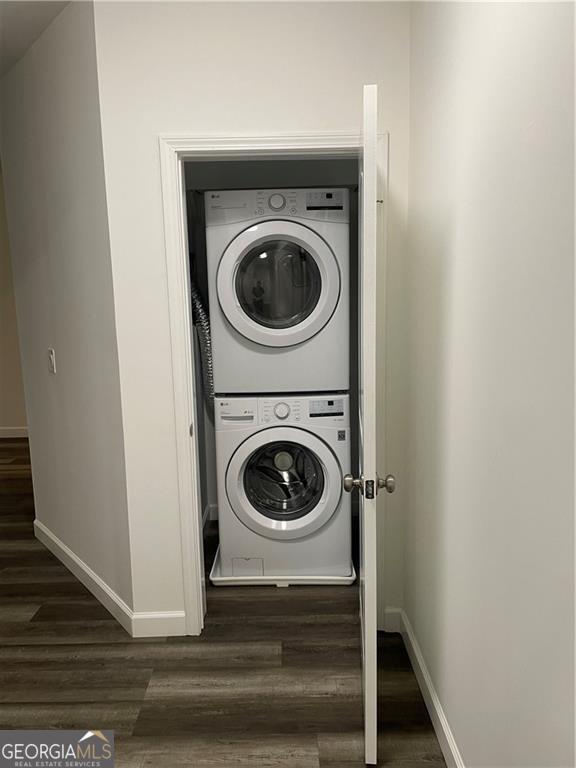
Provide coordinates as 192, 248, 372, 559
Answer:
210, 393, 354, 586
205, 188, 349, 394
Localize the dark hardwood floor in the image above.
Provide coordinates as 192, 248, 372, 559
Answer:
0, 438, 445, 767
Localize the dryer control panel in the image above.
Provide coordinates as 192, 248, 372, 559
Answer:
215, 395, 349, 429
205, 188, 349, 226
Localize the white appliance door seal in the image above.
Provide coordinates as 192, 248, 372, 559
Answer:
217, 221, 341, 347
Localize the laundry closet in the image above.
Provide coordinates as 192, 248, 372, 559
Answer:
184, 158, 362, 601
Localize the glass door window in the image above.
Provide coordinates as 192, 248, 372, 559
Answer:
243, 441, 324, 520
217, 221, 340, 348
226, 426, 342, 540
235, 241, 322, 329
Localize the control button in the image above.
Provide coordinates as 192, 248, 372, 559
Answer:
256, 208, 265, 216
290, 207, 298, 214
274, 402, 290, 420
268, 193, 286, 211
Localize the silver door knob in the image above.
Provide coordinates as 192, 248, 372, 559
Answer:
377, 474, 396, 494
343, 474, 363, 493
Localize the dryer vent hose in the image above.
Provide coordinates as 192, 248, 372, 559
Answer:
190, 281, 214, 408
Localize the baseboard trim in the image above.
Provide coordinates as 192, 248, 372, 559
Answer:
34, 520, 187, 638
0, 427, 28, 438
130, 610, 187, 637
399, 609, 466, 768
381, 606, 404, 633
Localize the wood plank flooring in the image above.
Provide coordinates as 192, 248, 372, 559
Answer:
0, 438, 445, 767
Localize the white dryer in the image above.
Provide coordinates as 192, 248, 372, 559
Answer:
210, 393, 354, 586
205, 188, 349, 394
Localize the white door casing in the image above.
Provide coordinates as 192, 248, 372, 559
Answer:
160, 132, 362, 635
158, 125, 389, 766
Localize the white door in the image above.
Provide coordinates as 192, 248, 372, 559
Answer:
344, 83, 393, 765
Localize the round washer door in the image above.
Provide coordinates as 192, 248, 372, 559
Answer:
217, 221, 341, 348
226, 427, 342, 540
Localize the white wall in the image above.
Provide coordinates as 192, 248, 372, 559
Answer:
0, 3, 132, 605
92, 1, 411, 617
0, 169, 27, 435
405, 3, 574, 766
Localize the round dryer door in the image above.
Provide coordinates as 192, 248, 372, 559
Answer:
226, 427, 343, 540
217, 221, 341, 347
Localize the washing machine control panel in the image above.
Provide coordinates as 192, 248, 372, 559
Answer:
308, 398, 345, 418
216, 396, 349, 428
260, 396, 347, 426
205, 188, 349, 225
261, 398, 302, 424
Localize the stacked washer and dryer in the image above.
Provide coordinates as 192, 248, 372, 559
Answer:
205, 188, 354, 585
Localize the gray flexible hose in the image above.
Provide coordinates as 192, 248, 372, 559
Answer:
190, 280, 214, 408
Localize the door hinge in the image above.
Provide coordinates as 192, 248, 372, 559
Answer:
365, 479, 375, 499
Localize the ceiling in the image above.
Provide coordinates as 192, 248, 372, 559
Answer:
0, 1, 69, 77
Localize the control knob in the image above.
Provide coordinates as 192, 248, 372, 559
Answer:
274, 402, 290, 420
268, 193, 286, 211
